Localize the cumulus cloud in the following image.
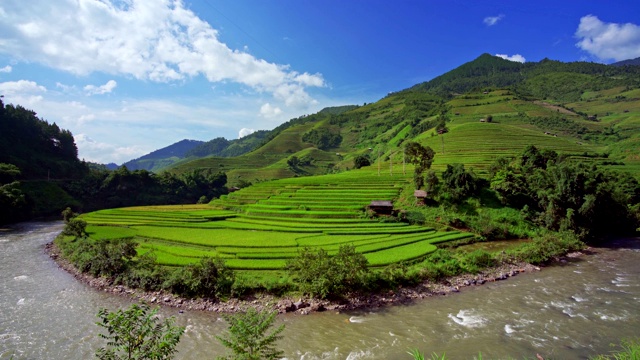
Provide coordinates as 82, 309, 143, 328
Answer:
575, 15, 640, 61
0, 79, 46, 95
484, 14, 504, 26
75, 133, 144, 164
0, 0, 324, 108
260, 103, 283, 118
84, 80, 117, 95
496, 54, 526, 63
0, 65, 11, 73
238, 128, 255, 138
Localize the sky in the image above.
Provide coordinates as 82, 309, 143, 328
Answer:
1, 0, 639, 164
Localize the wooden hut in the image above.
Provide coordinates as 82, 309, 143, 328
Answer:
414, 190, 427, 205
368, 200, 394, 215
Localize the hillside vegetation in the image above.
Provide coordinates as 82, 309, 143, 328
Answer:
164, 54, 640, 184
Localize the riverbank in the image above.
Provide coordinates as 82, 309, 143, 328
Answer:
45, 240, 585, 315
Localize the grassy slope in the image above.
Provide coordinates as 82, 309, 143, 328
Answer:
167, 82, 640, 184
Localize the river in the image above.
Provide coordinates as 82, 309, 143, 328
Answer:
1, 222, 639, 359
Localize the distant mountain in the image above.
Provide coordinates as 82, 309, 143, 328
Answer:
104, 163, 119, 170
611, 57, 640, 66
122, 139, 203, 171
185, 130, 269, 158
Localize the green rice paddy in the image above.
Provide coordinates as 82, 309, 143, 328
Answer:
81, 171, 474, 273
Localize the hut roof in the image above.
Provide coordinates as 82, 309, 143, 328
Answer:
414, 190, 427, 198
369, 200, 393, 207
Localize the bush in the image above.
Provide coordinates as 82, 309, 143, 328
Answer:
509, 232, 584, 264
163, 257, 235, 299
287, 244, 369, 299
96, 303, 184, 360
353, 154, 371, 169
216, 307, 285, 360
70, 238, 137, 277
62, 218, 88, 238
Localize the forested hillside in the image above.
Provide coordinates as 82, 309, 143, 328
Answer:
0, 99, 228, 224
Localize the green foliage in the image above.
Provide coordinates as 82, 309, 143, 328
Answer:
287, 244, 369, 299
0, 163, 26, 224
440, 164, 478, 203
70, 238, 136, 277
216, 307, 285, 360
162, 257, 235, 299
62, 218, 88, 238
95, 303, 184, 360
509, 232, 584, 264
405, 142, 436, 189
590, 338, 640, 360
61, 206, 77, 223
491, 146, 640, 240
353, 154, 372, 169
301, 127, 342, 150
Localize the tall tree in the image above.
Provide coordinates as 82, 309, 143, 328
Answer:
404, 142, 435, 189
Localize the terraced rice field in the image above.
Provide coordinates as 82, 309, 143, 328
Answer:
81, 172, 473, 272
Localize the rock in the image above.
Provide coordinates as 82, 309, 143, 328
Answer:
150, 297, 157, 303
477, 279, 486, 285
310, 303, 326, 312
451, 287, 460, 293
281, 300, 296, 313
294, 301, 309, 309
462, 280, 470, 286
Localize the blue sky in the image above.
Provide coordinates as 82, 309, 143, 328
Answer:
1, 0, 639, 164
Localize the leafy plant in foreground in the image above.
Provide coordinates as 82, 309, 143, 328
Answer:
95, 303, 184, 360
216, 307, 285, 360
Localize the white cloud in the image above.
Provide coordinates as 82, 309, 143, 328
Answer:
0, 79, 46, 95
238, 128, 255, 138
260, 102, 283, 118
0, 0, 324, 108
484, 14, 504, 26
84, 80, 117, 95
75, 133, 144, 164
0, 65, 11, 73
496, 54, 526, 63
575, 15, 640, 61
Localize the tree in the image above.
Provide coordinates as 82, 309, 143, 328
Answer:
62, 218, 88, 238
216, 307, 285, 360
404, 142, 435, 189
353, 154, 371, 169
286, 155, 300, 169
441, 164, 478, 203
95, 303, 184, 360
424, 170, 439, 197
0, 163, 26, 224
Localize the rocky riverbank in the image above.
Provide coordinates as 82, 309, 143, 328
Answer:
45, 241, 584, 315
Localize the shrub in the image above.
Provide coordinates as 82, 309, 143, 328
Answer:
62, 218, 88, 238
163, 257, 235, 299
96, 303, 184, 360
216, 307, 285, 360
287, 244, 369, 299
70, 238, 137, 277
509, 232, 584, 264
